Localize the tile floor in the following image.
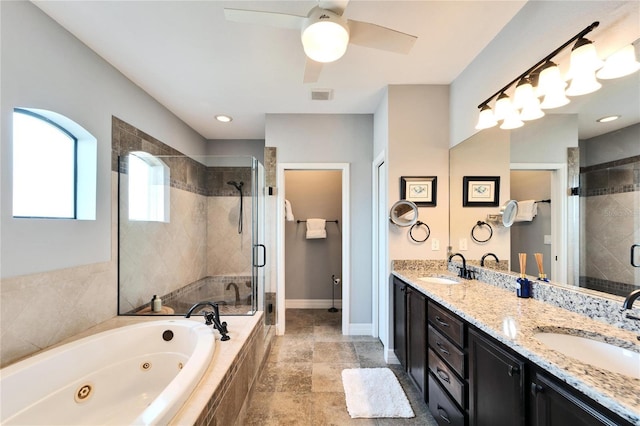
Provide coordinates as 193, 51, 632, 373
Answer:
243, 309, 437, 425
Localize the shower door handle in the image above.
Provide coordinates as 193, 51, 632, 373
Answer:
632, 244, 640, 267
254, 244, 266, 267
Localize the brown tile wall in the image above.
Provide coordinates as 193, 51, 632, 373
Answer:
193, 320, 273, 426
112, 116, 252, 196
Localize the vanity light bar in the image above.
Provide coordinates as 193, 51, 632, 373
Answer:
475, 23, 640, 131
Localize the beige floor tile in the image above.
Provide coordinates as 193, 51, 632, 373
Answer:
313, 341, 358, 363
256, 362, 312, 393
311, 392, 377, 426
312, 362, 360, 393
243, 309, 437, 426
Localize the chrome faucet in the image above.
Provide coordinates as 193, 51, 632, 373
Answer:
449, 253, 474, 279
480, 252, 499, 267
186, 301, 230, 341
622, 289, 640, 322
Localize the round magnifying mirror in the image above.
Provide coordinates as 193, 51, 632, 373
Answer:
500, 200, 518, 227
389, 200, 419, 227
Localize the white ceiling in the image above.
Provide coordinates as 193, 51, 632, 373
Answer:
32, 0, 528, 140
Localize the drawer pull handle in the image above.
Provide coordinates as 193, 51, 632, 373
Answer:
435, 316, 450, 327
508, 365, 520, 377
436, 367, 450, 383
436, 341, 450, 355
437, 405, 451, 424
531, 382, 544, 396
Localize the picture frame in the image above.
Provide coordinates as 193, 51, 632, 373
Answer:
400, 176, 437, 207
463, 176, 500, 207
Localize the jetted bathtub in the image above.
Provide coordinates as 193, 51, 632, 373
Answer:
0, 319, 215, 425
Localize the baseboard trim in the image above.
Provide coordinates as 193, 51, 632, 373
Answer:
285, 299, 342, 309
385, 349, 400, 364
347, 323, 372, 335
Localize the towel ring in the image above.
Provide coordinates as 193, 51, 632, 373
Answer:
409, 221, 430, 243
471, 221, 493, 243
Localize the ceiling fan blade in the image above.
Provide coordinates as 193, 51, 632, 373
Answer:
347, 20, 417, 54
303, 58, 323, 84
318, 0, 350, 16
224, 8, 304, 30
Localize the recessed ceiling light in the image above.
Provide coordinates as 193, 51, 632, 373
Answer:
596, 115, 620, 123
215, 115, 233, 123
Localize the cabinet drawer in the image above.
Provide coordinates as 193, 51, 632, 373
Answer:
428, 301, 465, 348
428, 374, 465, 426
428, 349, 465, 407
428, 324, 465, 377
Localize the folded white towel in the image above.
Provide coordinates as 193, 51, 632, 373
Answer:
306, 218, 326, 239
285, 199, 295, 221
515, 200, 538, 222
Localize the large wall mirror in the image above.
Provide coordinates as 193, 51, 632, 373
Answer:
449, 46, 640, 298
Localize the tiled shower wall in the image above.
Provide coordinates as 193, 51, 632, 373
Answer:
580, 155, 640, 296
113, 117, 254, 312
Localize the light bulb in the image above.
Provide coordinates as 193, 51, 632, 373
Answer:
597, 44, 640, 79
475, 105, 497, 130
493, 93, 512, 121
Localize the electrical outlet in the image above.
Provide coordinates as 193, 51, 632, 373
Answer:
459, 238, 468, 251
431, 238, 440, 251
544, 235, 552, 245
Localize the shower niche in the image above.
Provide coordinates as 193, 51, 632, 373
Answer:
117, 154, 266, 317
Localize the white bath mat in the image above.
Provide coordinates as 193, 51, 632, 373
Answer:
341, 367, 415, 418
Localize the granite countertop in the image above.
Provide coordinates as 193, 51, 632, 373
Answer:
392, 269, 640, 425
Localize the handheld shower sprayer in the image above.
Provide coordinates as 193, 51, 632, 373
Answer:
227, 181, 244, 192
227, 181, 244, 234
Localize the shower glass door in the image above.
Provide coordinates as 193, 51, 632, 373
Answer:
580, 157, 640, 296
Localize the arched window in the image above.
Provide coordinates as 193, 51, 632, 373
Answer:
128, 151, 170, 222
13, 109, 77, 218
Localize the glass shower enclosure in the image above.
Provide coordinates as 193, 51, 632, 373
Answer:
117, 154, 266, 317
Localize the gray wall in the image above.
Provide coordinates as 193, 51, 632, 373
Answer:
510, 171, 552, 278
206, 139, 266, 164
581, 123, 640, 167
0, 1, 206, 366
450, 1, 639, 148
284, 170, 342, 301
1, 1, 206, 278
266, 114, 373, 324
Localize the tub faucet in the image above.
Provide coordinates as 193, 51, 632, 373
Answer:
622, 289, 640, 322
449, 253, 474, 280
186, 301, 230, 341
226, 282, 240, 306
480, 252, 499, 267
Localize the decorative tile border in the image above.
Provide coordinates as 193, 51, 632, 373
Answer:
112, 116, 252, 197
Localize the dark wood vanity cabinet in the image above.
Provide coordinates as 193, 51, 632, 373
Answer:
392, 276, 634, 426
468, 328, 526, 426
530, 371, 631, 426
393, 278, 407, 368
393, 277, 427, 395
407, 286, 427, 395
427, 300, 467, 426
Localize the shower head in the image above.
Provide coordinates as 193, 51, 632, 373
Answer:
227, 181, 244, 191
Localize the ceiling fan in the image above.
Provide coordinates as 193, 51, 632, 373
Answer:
224, 0, 418, 83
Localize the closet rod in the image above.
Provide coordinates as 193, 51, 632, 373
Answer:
296, 220, 339, 224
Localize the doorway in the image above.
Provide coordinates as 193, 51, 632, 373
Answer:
276, 163, 350, 335
510, 163, 567, 283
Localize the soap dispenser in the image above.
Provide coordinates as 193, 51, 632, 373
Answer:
151, 295, 162, 313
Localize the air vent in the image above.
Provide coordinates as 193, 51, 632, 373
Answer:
311, 89, 333, 101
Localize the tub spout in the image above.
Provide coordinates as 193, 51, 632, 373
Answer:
185, 301, 230, 341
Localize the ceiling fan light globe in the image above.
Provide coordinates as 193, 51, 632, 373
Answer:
302, 20, 349, 63
301, 8, 349, 63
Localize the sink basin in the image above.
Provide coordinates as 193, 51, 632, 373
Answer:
418, 276, 460, 285
533, 332, 640, 379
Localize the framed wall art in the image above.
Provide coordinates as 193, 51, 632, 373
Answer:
400, 176, 437, 207
462, 176, 500, 207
